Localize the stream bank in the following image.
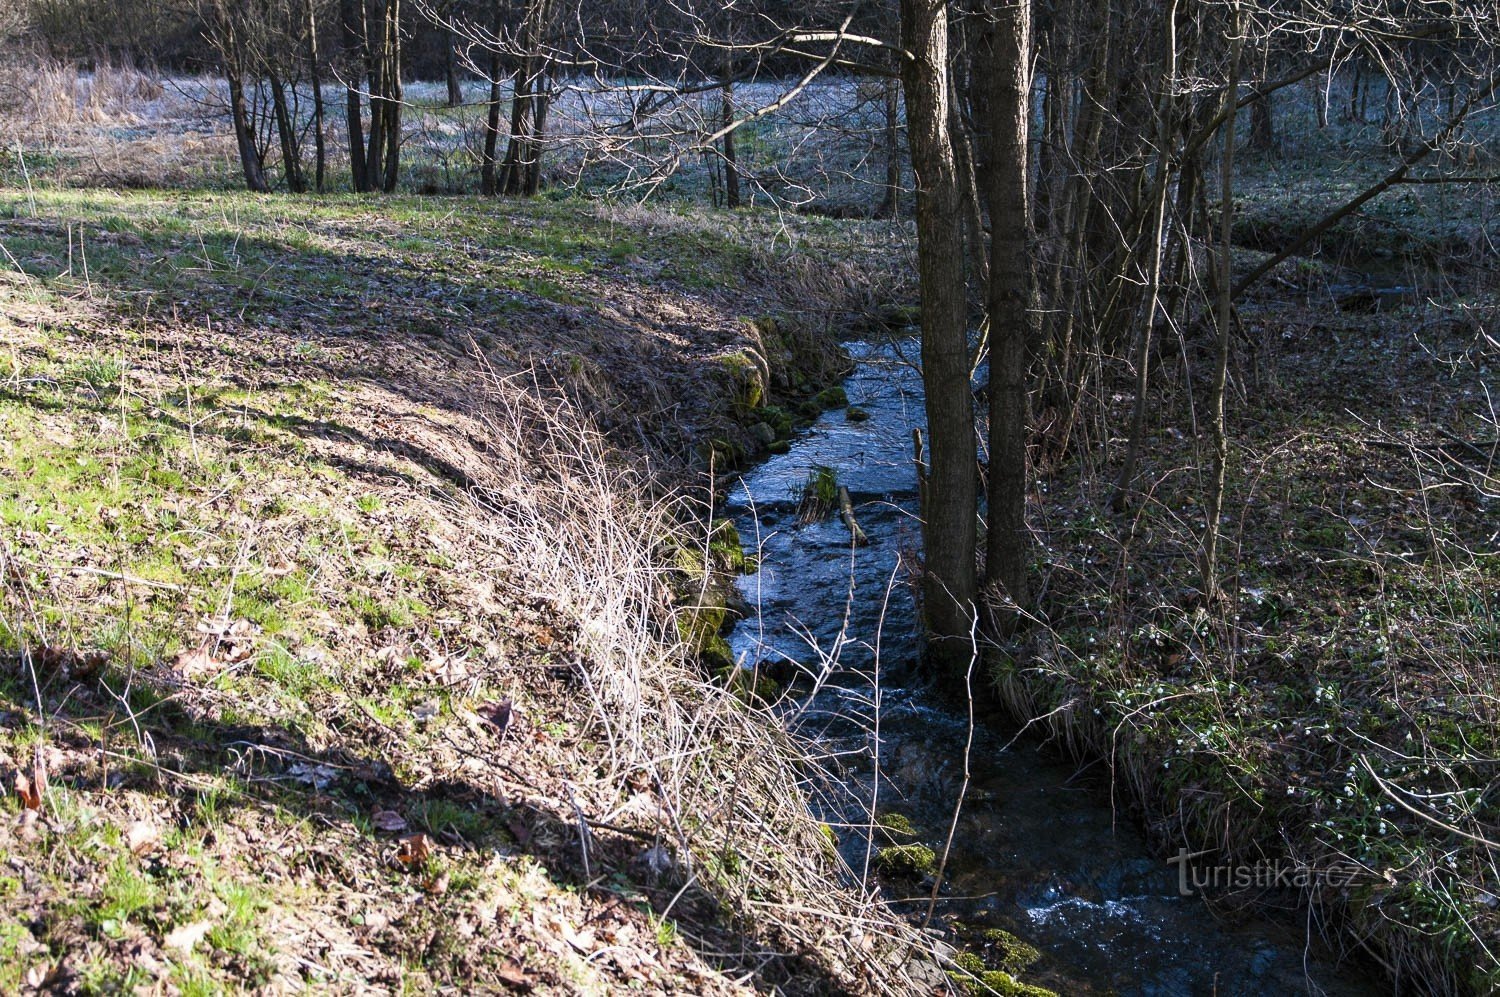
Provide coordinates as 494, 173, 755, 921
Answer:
722, 338, 1385, 995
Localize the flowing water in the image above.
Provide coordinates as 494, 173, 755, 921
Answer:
723, 339, 1379, 996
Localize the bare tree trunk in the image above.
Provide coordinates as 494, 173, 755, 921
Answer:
379, 0, 402, 191
1202, 5, 1243, 601
480, 3, 503, 195
522, 72, 549, 195
1249, 88, 1273, 150
901, 0, 978, 666
875, 74, 901, 219
721, 74, 741, 209
341, 0, 368, 191
974, 0, 1034, 613
500, 58, 532, 194
269, 71, 306, 192
228, 71, 270, 192
1109, 0, 1181, 510
307, 0, 326, 191
445, 27, 462, 107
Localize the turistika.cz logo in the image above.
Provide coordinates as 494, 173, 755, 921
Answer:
1167, 849, 1368, 897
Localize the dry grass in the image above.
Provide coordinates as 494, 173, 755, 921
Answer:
0, 184, 936, 992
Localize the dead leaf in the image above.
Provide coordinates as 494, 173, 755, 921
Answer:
162, 920, 213, 955
562, 923, 596, 953
412, 701, 440, 723
507, 816, 531, 847
14, 771, 40, 811
496, 959, 534, 992
424, 870, 450, 895
172, 645, 220, 679
125, 820, 159, 856
371, 809, 407, 832
394, 833, 433, 868
477, 699, 513, 740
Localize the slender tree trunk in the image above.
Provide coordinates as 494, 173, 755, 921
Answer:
949, 61, 989, 289
1250, 89, 1274, 150
445, 27, 461, 107
228, 70, 270, 193
974, 0, 1034, 612
900, 0, 978, 666
307, 0, 326, 191
875, 74, 901, 219
522, 72, 548, 195
1109, 0, 1181, 510
480, 4, 503, 195
341, 0, 368, 191
721, 74, 741, 209
1202, 6, 1243, 601
381, 0, 401, 193
269, 71, 306, 193
500, 58, 531, 194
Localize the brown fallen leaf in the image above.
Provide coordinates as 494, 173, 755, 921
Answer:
162, 920, 214, 955
371, 809, 407, 832
125, 820, 160, 856
14, 771, 40, 811
476, 699, 514, 740
496, 959, 534, 992
424, 871, 450, 895
394, 833, 433, 868
172, 645, 220, 679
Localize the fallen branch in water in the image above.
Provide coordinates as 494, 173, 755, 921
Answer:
838, 486, 868, 546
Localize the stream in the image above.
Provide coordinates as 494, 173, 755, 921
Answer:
722, 339, 1380, 996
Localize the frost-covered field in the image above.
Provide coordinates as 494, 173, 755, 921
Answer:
2, 62, 904, 210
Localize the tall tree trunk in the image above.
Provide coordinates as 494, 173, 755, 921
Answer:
307, 0, 326, 191
269, 71, 306, 193
228, 70, 270, 193
480, 4, 503, 195
900, 0, 978, 666
500, 58, 532, 194
445, 27, 462, 107
1201, 6, 1243, 601
1109, 0, 1181, 510
721, 75, 741, 209
341, 0, 368, 191
875, 74, 901, 219
381, 0, 402, 193
974, 0, 1034, 613
1250, 89, 1274, 150
523, 77, 549, 194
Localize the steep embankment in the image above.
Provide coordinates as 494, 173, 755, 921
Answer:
995, 256, 1499, 992
0, 190, 931, 993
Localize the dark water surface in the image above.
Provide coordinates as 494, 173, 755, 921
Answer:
723, 340, 1379, 996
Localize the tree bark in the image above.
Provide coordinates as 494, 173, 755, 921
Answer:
875, 74, 901, 219
269, 71, 306, 193
721, 75, 741, 209
445, 27, 462, 107
480, 3, 503, 195
900, 0, 978, 666
973, 0, 1034, 612
228, 71, 270, 193
307, 0, 326, 191
1201, 5, 1243, 601
341, 0, 368, 191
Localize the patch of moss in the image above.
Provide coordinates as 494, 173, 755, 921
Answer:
709, 519, 747, 573
982, 929, 1041, 972
875, 811, 917, 839
873, 843, 936, 877
814, 385, 848, 408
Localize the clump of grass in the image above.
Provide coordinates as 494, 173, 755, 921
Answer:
797, 464, 839, 521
